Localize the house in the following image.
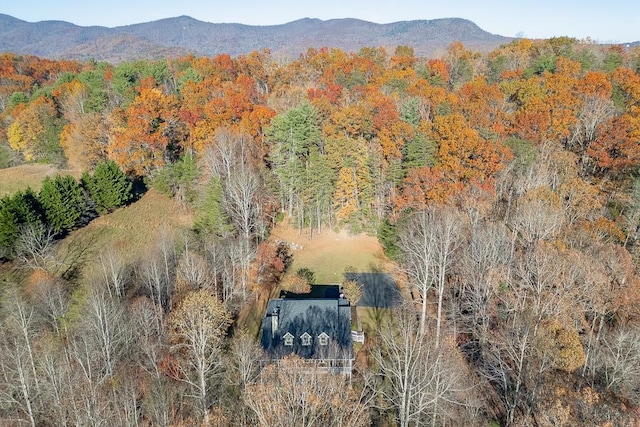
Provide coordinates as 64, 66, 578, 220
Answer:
260, 284, 354, 375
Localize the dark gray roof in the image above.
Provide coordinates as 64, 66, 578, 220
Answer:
261, 285, 353, 359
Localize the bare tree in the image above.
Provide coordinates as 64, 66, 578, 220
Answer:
224, 328, 267, 425
168, 289, 231, 419
244, 354, 372, 427
431, 208, 462, 347
0, 330, 39, 427
204, 237, 238, 303
141, 378, 176, 427
29, 274, 69, 336
129, 296, 165, 378
398, 209, 436, 336
78, 286, 132, 379
516, 242, 576, 335
2, 290, 42, 394
227, 236, 255, 302
509, 186, 564, 246
477, 279, 537, 427
398, 206, 462, 344
203, 128, 256, 183
53, 285, 139, 426
568, 94, 616, 159
455, 222, 513, 346
0, 290, 43, 427
140, 228, 177, 312
371, 304, 479, 427
225, 168, 261, 241
224, 167, 262, 300
203, 128, 266, 300
15, 223, 57, 272
229, 330, 264, 389
593, 325, 640, 402
577, 242, 640, 378
141, 254, 173, 313
39, 344, 70, 427
98, 247, 128, 299
203, 129, 262, 234
478, 271, 578, 426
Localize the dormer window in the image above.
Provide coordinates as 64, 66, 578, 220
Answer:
300, 332, 312, 346
318, 332, 330, 346
283, 332, 294, 346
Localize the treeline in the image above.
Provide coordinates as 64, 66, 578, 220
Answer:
0, 160, 132, 260
0, 38, 640, 426
1, 40, 639, 231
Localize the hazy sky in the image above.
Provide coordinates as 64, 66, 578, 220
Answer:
2, 0, 638, 43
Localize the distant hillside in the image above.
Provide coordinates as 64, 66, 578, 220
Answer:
0, 14, 513, 62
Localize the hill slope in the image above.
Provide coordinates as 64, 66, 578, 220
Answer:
0, 14, 512, 62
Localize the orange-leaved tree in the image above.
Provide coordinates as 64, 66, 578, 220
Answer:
430, 112, 511, 184
588, 114, 640, 177
108, 77, 180, 175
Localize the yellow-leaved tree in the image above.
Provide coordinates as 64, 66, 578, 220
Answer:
7, 96, 60, 162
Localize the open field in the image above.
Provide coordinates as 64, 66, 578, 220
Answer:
56, 189, 193, 281
0, 164, 81, 197
269, 220, 389, 284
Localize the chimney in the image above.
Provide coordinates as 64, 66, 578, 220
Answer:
271, 306, 280, 338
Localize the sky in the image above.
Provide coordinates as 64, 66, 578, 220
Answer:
1, 0, 638, 43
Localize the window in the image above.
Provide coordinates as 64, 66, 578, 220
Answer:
318, 332, 330, 346
283, 332, 294, 346
300, 332, 312, 346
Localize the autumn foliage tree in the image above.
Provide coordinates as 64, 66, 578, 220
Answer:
7, 95, 63, 164
588, 114, 640, 177
109, 77, 181, 175
251, 241, 291, 293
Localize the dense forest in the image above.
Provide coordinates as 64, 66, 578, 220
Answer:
1, 37, 640, 426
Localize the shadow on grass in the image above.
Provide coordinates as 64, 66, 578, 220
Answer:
344, 272, 402, 309
345, 272, 402, 331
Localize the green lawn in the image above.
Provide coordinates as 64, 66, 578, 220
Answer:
289, 244, 385, 284
273, 223, 388, 284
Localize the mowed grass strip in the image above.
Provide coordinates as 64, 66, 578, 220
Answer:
0, 164, 80, 197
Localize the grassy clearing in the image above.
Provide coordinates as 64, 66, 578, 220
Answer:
270, 220, 388, 284
238, 220, 392, 335
0, 164, 80, 197
56, 189, 193, 282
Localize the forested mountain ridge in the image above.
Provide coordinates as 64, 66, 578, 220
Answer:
0, 13, 512, 62
2, 36, 640, 426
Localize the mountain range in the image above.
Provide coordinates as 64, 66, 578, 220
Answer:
0, 14, 514, 63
